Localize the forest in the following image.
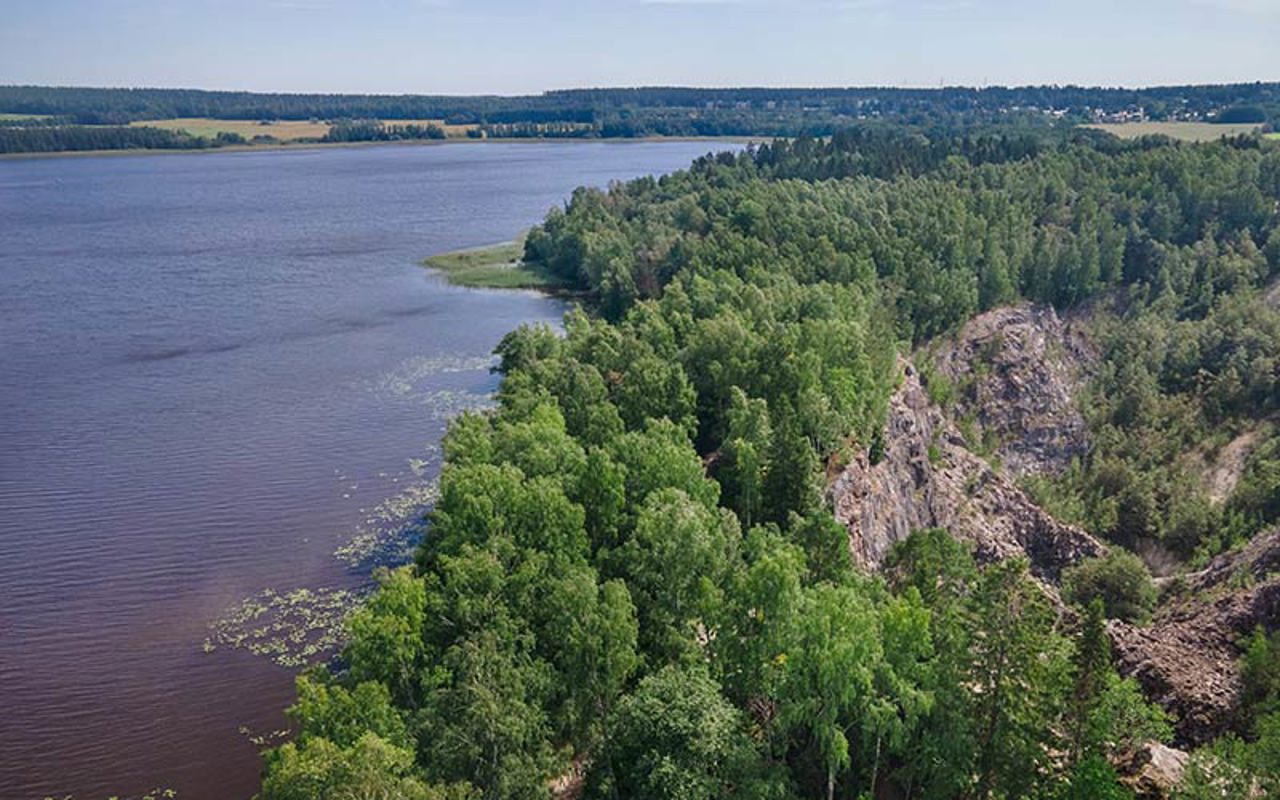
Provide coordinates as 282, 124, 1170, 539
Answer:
321, 121, 447, 143
0, 123, 226, 153
2, 82, 1279, 153
3, 83, 1279, 125
252, 128, 1280, 799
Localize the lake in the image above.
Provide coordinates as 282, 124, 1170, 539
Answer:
0, 141, 727, 800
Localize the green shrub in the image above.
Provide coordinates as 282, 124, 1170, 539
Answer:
1062, 549, 1158, 624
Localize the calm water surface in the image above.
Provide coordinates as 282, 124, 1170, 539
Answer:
0, 141, 725, 800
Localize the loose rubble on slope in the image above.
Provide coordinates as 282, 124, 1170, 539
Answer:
1193, 426, 1267, 505
1111, 528, 1280, 745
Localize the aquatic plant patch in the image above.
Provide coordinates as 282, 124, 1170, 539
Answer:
203, 587, 361, 669
364, 353, 497, 401
333, 478, 440, 570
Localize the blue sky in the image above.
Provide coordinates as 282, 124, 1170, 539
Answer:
1, 0, 1276, 94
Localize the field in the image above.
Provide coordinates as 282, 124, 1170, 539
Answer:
130, 118, 333, 141
129, 117, 476, 141
422, 236, 574, 291
0, 112, 52, 121
1082, 121, 1263, 142
1266, 132, 1280, 141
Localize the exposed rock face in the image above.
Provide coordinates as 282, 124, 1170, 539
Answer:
1115, 742, 1189, 800
832, 302, 1279, 748
829, 358, 1103, 583
1110, 528, 1280, 746
930, 303, 1093, 478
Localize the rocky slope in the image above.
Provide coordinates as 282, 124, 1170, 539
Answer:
1194, 426, 1267, 505
928, 303, 1094, 478
830, 301, 1278, 754
1110, 528, 1280, 745
829, 357, 1103, 583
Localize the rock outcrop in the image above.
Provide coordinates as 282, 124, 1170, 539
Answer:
832, 302, 1279, 748
1115, 742, 1189, 800
929, 303, 1093, 478
829, 357, 1103, 583
1110, 528, 1280, 746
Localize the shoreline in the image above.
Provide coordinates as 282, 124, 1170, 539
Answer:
0, 134, 760, 162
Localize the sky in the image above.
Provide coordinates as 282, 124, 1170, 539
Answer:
1, 0, 1277, 95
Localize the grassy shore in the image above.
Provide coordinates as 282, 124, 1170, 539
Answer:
1081, 121, 1263, 142
422, 236, 577, 292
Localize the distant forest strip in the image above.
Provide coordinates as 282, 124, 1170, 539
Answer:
0, 124, 223, 153
1, 84, 1278, 144
3, 83, 1279, 154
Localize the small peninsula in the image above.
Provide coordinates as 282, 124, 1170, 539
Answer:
422, 235, 574, 292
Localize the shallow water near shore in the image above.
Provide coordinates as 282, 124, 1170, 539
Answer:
0, 141, 725, 800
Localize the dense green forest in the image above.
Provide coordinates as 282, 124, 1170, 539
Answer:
321, 120, 447, 143
0, 124, 230, 153
2, 82, 1278, 153
256, 130, 1280, 798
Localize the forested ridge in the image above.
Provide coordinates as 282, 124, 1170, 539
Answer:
258, 130, 1280, 799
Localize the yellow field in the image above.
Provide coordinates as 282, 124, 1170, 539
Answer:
1266, 132, 1280, 141
130, 118, 333, 140
0, 112, 52, 121
129, 117, 477, 141
1082, 121, 1263, 142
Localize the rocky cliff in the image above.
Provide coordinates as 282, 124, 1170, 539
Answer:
1110, 528, 1280, 745
929, 303, 1094, 478
829, 356, 1103, 583
830, 302, 1278, 753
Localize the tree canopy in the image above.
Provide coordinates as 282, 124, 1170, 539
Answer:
257, 126, 1280, 798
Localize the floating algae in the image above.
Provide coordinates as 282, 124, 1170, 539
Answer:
419, 387, 496, 420
206, 450, 442, 667
332, 479, 439, 570
238, 725, 291, 748
203, 586, 362, 669
363, 352, 499, 419
206, 457, 441, 667
364, 353, 497, 401
206, 353, 498, 669
43, 790, 177, 800
332, 442, 443, 570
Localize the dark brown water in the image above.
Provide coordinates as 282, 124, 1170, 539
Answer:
0, 141, 724, 800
